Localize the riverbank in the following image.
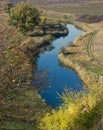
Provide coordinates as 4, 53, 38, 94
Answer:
59, 20, 103, 88
43, 5, 103, 87
37, 24, 84, 108
0, 6, 68, 129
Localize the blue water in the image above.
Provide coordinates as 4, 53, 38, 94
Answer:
35, 24, 84, 108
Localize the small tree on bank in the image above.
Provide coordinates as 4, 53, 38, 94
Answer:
3, 2, 14, 14
9, 2, 40, 33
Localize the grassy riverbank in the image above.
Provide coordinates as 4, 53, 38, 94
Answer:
41, 1, 103, 86
0, 3, 68, 129
0, 11, 49, 129
41, 4, 103, 87
59, 20, 103, 87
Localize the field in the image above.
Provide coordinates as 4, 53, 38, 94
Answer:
45, 3, 103, 15
7, 0, 103, 6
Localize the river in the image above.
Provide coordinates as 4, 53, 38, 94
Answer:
34, 24, 84, 108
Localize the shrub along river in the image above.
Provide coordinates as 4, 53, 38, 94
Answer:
33, 24, 84, 108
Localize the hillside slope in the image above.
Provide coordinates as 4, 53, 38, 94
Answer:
6, 0, 103, 6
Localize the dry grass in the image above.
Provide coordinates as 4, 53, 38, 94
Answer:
43, 3, 103, 83
59, 20, 103, 87
91, 22, 103, 62
45, 3, 103, 15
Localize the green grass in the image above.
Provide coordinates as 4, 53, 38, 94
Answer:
0, 120, 37, 130
86, 63, 103, 76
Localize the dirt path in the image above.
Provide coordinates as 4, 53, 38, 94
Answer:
92, 22, 103, 63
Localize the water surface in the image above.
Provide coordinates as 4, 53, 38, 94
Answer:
35, 24, 84, 108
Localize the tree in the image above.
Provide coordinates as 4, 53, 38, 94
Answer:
3, 2, 13, 14
9, 2, 40, 33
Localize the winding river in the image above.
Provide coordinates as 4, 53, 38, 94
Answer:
35, 24, 84, 108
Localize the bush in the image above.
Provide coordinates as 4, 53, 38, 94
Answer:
59, 47, 65, 54
39, 85, 103, 130
3, 2, 13, 14
9, 2, 40, 33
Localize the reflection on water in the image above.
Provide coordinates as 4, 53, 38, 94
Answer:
34, 24, 84, 108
